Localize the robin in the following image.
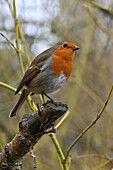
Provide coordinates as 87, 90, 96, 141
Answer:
9, 40, 79, 117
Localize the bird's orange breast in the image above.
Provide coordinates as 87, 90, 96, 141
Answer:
51, 47, 75, 79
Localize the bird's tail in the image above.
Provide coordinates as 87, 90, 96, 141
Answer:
9, 89, 29, 118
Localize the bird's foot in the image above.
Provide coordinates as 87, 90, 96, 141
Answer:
42, 92, 55, 103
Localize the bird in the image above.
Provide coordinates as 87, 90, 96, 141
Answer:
9, 40, 79, 118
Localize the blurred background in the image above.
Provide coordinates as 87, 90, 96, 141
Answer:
0, 0, 113, 169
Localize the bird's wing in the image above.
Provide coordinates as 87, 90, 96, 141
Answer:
15, 65, 40, 94
15, 41, 63, 95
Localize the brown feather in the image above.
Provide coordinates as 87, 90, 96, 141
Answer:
9, 89, 29, 117
15, 41, 65, 95
15, 66, 40, 94
9, 40, 79, 118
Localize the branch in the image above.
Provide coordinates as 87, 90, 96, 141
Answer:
55, 110, 69, 129
49, 134, 65, 169
79, 0, 113, 16
0, 81, 38, 114
0, 33, 17, 51
0, 82, 16, 93
0, 101, 68, 170
77, 154, 113, 163
18, 25, 31, 65
80, 4, 113, 39
6, 0, 31, 65
64, 85, 113, 162
70, 78, 113, 118
13, 0, 24, 75
2, 1, 68, 170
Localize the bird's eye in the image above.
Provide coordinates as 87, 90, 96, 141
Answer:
63, 43, 67, 48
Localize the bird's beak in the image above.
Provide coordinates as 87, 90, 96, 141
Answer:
72, 46, 80, 51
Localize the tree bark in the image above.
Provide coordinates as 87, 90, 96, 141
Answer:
0, 101, 68, 170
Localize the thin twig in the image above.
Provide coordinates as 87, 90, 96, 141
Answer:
5, 2, 69, 170
64, 85, 113, 162
18, 27, 31, 65
0, 81, 37, 113
39, 96, 67, 170
30, 149, 37, 170
4, 0, 36, 113
6, 0, 14, 17
0, 82, 17, 93
41, 97, 68, 170
81, 4, 113, 39
6, 0, 31, 66
49, 134, 68, 170
0, 33, 17, 51
55, 110, 69, 129
80, 0, 113, 16
92, 160, 110, 170
77, 154, 113, 163
49, 134, 65, 161
70, 78, 113, 118
0, 81, 36, 117
78, 154, 113, 170
13, 0, 24, 75
27, 95, 37, 113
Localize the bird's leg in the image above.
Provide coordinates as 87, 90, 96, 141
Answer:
43, 92, 64, 106
41, 93, 45, 103
36, 103, 41, 114
42, 92, 54, 102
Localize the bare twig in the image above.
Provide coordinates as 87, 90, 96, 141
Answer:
49, 134, 67, 170
6, 0, 31, 65
80, 4, 113, 39
70, 78, 113, 118
0, 33, 17, 51
18, 27, 31, 65
0, 81, 38, 114
77, 154, 113, 163
2, 1, 70, 170
79, 0, 113, 16
55, 110, 69, 129
0, 82, 67, 169
0, 82, 17, 93
64, 85, 113, 162
78, 154, 113, 170
30, 149, 37, 170
13, 0, 24, 75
